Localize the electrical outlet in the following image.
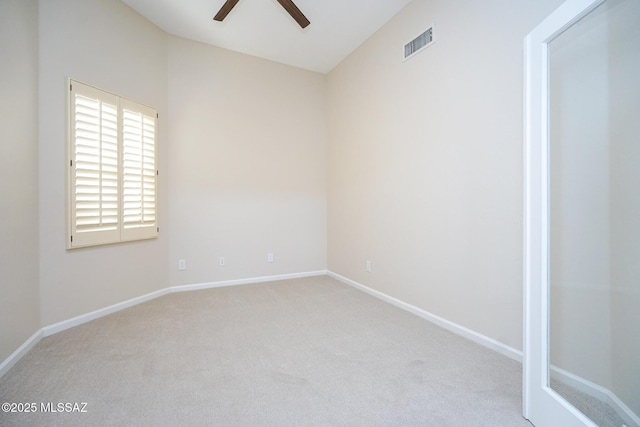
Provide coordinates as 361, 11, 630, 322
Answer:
267, 252, 274, 263
366, 260, 372, 272
178, 259, 186, 271
219, 257, 225, 266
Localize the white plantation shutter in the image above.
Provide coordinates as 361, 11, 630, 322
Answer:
121, 100, 157, 241
70, 83, 120, 247
68, 80, 158, 248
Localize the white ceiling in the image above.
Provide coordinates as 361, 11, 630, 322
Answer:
121, 0, 413, 74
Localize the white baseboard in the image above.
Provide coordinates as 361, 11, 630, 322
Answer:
42, 288, 171, 337
170, 270, 328, 293
0, 330, 43, 379
610, 392, 640, 427
327, 271, 523, 363
42, 271, 327, 337
551, 366, 640, 427
0, 270, 327, 380
550, 365, 609, 402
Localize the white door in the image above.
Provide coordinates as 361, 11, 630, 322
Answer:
524, 0, 614, 426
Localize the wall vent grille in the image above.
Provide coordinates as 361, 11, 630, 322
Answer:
404, 27, 434, 60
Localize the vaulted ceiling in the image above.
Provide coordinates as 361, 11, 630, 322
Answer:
122, 0, 413, 73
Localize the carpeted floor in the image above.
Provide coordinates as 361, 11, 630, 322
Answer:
551, 380, 627, 427
0, 276, 532, 426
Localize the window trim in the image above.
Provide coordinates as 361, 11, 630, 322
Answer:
67, 79, 158, 249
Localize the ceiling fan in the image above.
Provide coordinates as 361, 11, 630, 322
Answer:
213, 0, 310, 29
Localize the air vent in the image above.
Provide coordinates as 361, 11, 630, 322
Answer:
404, 26, 434, 60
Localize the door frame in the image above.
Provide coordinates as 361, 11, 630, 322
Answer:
523, 0, 606, 425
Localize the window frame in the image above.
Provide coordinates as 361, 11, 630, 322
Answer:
67, 79, 158, 249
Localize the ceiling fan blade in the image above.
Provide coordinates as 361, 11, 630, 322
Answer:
275, 0, 310, 28
213, 0, 240, 21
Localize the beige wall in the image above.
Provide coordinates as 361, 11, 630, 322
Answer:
0, 0, 41, 362
167, 37, 327, 286
37, 0, 169, 325
326, 0, 564, 351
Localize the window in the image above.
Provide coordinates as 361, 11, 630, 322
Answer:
68, 80, 158, 248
